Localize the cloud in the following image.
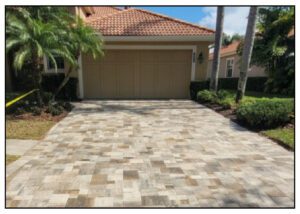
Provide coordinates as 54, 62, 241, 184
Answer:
199, 7, 250, 36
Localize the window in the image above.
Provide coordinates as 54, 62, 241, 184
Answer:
226, 58, 234, 78
48, 56, 65, 70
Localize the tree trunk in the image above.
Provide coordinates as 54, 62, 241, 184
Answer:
235, 7, 258, 103
53, 53, 80, 101
52, 66, 73, 101
210, 6, 224, 92
32, 57, 43, 106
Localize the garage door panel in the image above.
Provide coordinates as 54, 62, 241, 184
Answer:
139, 62, 156, 98
100, 64, 117, 98
117, 62, 136, 98
83, 49, 192, 99
156, 63, 172, 98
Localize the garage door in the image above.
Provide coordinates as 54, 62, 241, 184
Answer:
82, 50, 192, 99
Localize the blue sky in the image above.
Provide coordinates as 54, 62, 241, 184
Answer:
138, 7, 250, 36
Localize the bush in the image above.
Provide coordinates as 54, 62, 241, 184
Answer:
217, 90, 231, 100
62, 102, 73, 112
190, 77, 268, 100
46, 103, 64, 116
190, 81, 209, 100
197, 90, 217, 103
216, 98, 233, 110
236, 99, 294, 129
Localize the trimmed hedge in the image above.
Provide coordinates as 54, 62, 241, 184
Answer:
41, 74, 78, 101
190, 77, 268, 100
236, 99, 294, 129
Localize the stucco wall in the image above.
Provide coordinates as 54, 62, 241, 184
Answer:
207, 54, 266, 79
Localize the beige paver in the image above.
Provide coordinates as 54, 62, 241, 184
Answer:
6, 100, 294, 207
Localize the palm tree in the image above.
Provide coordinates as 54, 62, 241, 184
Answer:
235, 7, 258, 103
210, 6, 224, 92
6, 7, 76, 105
53, 17, 103, 99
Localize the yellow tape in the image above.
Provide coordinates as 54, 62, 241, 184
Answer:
6, 89, 39, 108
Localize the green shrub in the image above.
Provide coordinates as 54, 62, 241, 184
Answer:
236, 99, 294, 129
197, 90, 217, 103
46, 103, 64, 116
62, 102, 73, 112
217, 90, 231, 100
216, 98, 233, 109
190, 81, 209, 100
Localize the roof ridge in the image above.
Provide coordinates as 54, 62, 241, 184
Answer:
86, 7, 126, 23
134, 8, 215, 33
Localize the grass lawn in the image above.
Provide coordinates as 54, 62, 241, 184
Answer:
6, 119, 56, 140
6, 155, 20, 165
262, 127, 294, 149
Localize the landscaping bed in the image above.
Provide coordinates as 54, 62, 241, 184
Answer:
196, 89, 295, 150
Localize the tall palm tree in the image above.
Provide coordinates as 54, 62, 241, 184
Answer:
53, 17, 103, 99
235, 7, 258, 103
210, 6, 224, 92
6, 7, 76, 105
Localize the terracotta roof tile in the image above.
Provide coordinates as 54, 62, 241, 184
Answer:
209, 41, 240, 60
86, 7, 122, 22
86, 7, 215, 36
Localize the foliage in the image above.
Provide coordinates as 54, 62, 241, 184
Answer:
46, 103, 64, 116
222, 33, 243, 46
197, 90, 217, 103
190, 77, 267, 100
6, 6, 103, 103
238, 7, 295, 95
236, 99, 294, 129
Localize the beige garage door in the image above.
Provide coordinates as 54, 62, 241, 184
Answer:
82, 50, 192, 99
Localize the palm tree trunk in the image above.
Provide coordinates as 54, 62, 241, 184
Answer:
32, 56, 43, 106
53, 52, 80, 101
210, 6, 224, 92
235, 7, 258, 103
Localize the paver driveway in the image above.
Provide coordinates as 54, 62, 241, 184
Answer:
6, 100, 294, 207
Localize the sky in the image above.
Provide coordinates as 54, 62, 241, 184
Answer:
138, 7, 250, 36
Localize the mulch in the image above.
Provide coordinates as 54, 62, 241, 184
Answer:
6, 109, 68, 122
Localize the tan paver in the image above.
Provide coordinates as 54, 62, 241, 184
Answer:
6, 100, 294, 207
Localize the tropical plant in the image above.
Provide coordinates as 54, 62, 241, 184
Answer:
236, 6, 258, 103
210, 6, 224, 92
222, 33, 243, 46
6, 7, 76, 105
53, 17, 103, 100
237, 7, 295, 95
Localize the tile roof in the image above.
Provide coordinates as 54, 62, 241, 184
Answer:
86, 6, 121, 22
85, 7, 215, 36
209, 41, 240, 60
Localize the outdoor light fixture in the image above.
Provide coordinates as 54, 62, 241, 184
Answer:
198, 52, 204, 64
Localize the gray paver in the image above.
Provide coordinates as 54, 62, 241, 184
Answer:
6, 100, 294, 207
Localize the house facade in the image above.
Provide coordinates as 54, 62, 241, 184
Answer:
7, 6, 215, 99
206, 41, 266, 79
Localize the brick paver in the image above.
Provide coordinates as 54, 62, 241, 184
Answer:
6, 100, 294, 207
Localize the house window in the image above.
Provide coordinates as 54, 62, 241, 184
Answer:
48, 56, 65, 70
226, 58, 234, 78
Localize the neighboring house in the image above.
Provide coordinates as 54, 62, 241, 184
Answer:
206, 41, 266, 79
7, 6, 215, 99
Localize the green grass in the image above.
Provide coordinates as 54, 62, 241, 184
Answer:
6, 119, 56, 140
6, 155, 20, 165
262, 127, 294, 149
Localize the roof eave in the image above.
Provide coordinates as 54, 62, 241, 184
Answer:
103, 35, 215, 42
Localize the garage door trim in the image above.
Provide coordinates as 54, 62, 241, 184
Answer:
78, 45, 197, 99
